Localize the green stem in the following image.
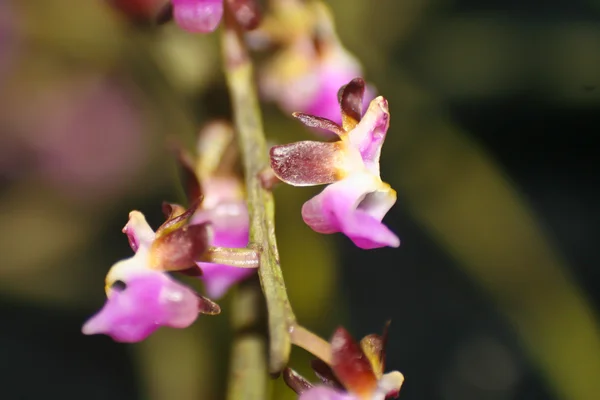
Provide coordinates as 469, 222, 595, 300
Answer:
226, 276, 268, 400
221, 7, 296, 374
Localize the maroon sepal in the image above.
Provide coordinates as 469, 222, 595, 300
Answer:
338, 78, 366, 131
155, 197, 202, 237
151, 222, 211, 271
292, 112, 345, 137
269, 141, 344, 186
330, 327, 378, 397
197, 294, 221, 315
283, 368, 314, 395
170, 143, 203, 205
310, 358, 344, 389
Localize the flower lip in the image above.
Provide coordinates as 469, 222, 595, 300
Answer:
83, 272, 202, 343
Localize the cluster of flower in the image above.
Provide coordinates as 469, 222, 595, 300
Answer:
86, 1, 403, 399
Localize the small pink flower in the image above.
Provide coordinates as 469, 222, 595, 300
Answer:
258, 2, 375, 127
285, 325, 404, 400
269, 78, 399, 249
175, 121, 254, 298
82, 208, 219, 342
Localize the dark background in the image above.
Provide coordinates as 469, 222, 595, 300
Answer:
1, 0, 599, 399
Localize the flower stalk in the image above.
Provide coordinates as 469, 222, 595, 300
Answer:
289, 325, 333, 365
199, 246, 260, 268
220, 3, 296, 375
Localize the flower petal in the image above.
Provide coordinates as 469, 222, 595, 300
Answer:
360, 321, 391, 379
292, 112, 345, 137
171, 144, 203, 204
82, 273, 200, 342
270, 141, 348, 186
347, 96, 390, 175
338, 78, 365, 132
299, 386, 356, 400
330, 327, 378, 398
151, 223, 212, 271
311, 359, 345, 389
155, 198, 201, 237
196, 262, 255, 299
283, 368, 314, 395
122, 211, 155, 252
172, 0, 224, 33
301, 173, 399, 249
376, 371, 404, 399
192, 201, 252, 298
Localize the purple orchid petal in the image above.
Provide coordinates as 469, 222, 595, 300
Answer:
299, 386, 356, 400
192, 201, 253, 299
82, 273, 200, 342
348, 96, 390, 176
301, 173, 399, 249
196, 262, 254, 299
122, 211, 155, 252
172, 0, 224, 33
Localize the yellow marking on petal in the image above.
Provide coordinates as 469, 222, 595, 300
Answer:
342, 113, 360, 132
360, 336, 384, 379
334, 143, 367, 179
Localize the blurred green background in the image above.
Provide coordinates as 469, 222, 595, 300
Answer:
1, 0, 599, 399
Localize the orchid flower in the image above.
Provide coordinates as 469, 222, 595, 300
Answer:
269, 78, 399, 249
285, 325, 404, 400
175, 121, 255, 299
82, 204, 220, 342
257, 1, 375, 127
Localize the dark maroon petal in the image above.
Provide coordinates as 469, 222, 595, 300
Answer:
171, 143, 203, 204
225, 0, 261, 30
162, 202, 186, 220
283, 368, 314, 395
338, 78, 366, 131
197, 294, 221, 315
330, 327, 378, 396
151, 223, 211, 271
155, 197, 202, 237
311, 359, 344, 389
269, 141, 345, 186
292, 112, 346, 137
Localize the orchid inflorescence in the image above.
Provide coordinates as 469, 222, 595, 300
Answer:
87, 0, 403, 398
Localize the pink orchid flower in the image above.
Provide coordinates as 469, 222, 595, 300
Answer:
175, 121, 254, 299
258, 2, 375, 127
82, 206, 220, 342
269, 78, 399, 249
285, 325, 404, 400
